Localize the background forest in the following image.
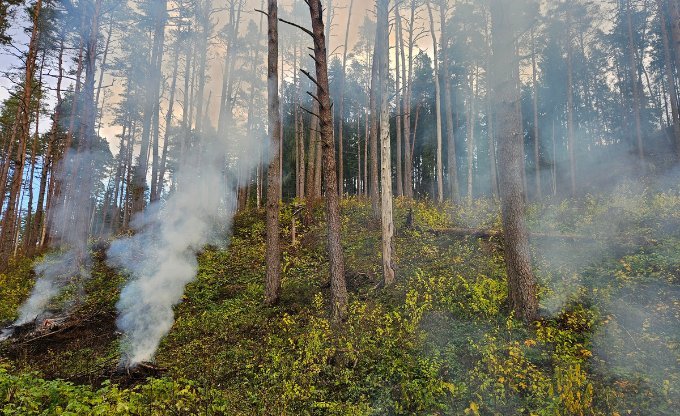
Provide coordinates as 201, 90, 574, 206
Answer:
0, 0, 679, 414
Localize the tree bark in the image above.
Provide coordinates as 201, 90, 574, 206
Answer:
394, 1, 403, 197
489, 0, 539, 323
565, 6, 577, 196
377, 0, 395, 285
426, 0, 444, 203
657, 0, 680, 154
337, 0, 354, 199
670, 0, 680, 94
441, 1, 459, 203
625, 0, 645, 164
265, 0, 282, 306
369, 38, 380, 218
308, 0, 349, 321
531, 28, 542, 199
132, 0, 167, 213
402, 0, 417, 199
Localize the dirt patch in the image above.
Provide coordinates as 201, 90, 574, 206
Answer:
2, 310, 119, 385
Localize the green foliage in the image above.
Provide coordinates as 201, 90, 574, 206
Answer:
1, 194, 679, 415
0, 256, 36, 323
0, 365, 230, 415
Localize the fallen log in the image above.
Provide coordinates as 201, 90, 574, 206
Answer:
423, 227, 654, 246
424, 227, 594, 240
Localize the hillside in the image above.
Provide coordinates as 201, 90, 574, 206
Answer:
1, 185, 679, 415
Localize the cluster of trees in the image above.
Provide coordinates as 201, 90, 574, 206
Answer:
1, 0, 680, 321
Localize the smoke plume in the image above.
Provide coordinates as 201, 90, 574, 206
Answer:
107, 129, 264, 366
6, 148, 107, 328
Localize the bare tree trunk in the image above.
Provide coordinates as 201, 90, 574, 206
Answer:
307, 0, 349, 320
364, 107, 368, 197
24, 52, 46, 254
95, 16, 113, 133
369, 39, 380, 218
441, 2, 459, 203
670, 0, 680, 88
485, 14, 498, 199
394, 1, 403, 197
566, 8, 577, 195
531, 28, 542, 199
402, 0, 416, 199
34, 33, 65, 249
657, 0, 680, 152
490, 0, 538, 323
377, 0, 395, 285
156, 40, 181, 199
132, 0, 167, 213
194, 1, 211, 133
466, 65, 477, 202
337, 0, 354, 198
265, 0, 282, 306
625, 0, 645, 164
218, 0, 243, 137
306, 103, 319, 199
357, 115, 361, 195
426, 0, 444, 203
74, 0, 103, 247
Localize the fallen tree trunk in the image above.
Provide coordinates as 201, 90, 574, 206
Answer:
423, 227, 657, 247
426, 227, 595, 242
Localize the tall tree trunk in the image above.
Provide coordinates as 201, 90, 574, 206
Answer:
34, 33, 65, 250
306, 103, 319, 199
265, 0, 282, 306
402, 0, 416, 199
194, 1, 211, 133
394, 1, 403, 197
657, 0, 680, 152
441, 2, 459, 203
95, 16, 113, 133
485, 15, 498, 198
426, 0, 444, 203
24, 51, 46, 254
531, 28, 542, 199
74, 0, 103, 248
565, 7, 577, 195
625, 0, 645, 163
490, 0, 539, 323
218, 0, 243, 138
377, 0, 396, 285
308, 0, 349, 320
156, 39, 181, 200
670, 0, 680, 87
369, 40, 380, 218
466, 66, 477, 202
132, 0, 167, 213
337, 0, 354, 198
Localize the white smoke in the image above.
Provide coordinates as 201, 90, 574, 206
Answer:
14, 251, 90, 325
8, 149, 107, 327
107, 129, 264, 366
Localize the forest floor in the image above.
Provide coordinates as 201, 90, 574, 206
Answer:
1, 179, 679, 415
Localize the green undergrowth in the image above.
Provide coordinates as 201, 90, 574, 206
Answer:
1, 185, 679, 414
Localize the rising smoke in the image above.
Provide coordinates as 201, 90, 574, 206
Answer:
107, 128, 264, 366
4, 148, 105, 331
